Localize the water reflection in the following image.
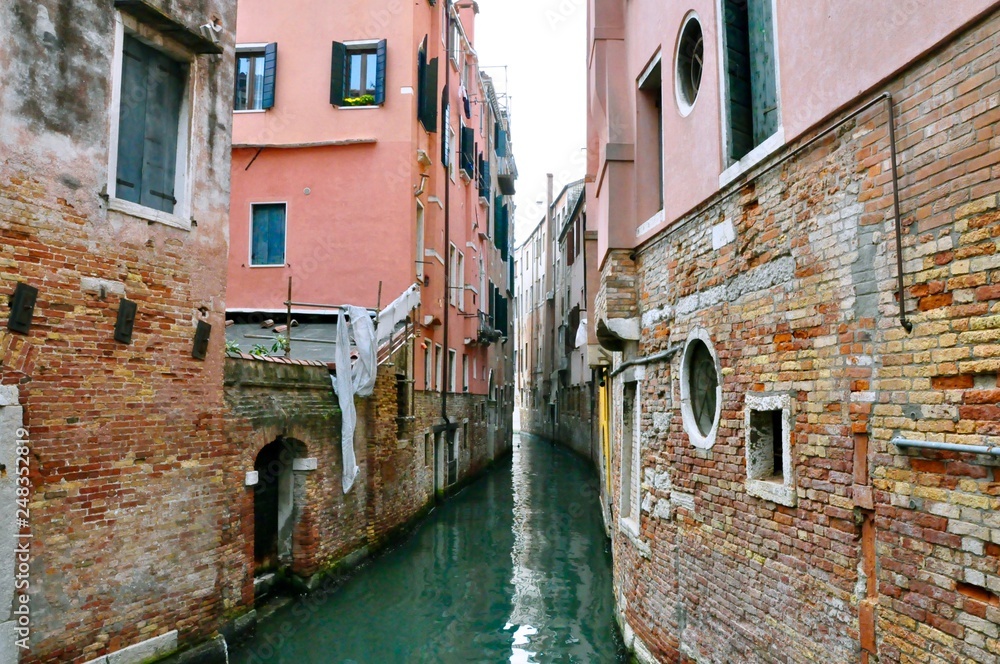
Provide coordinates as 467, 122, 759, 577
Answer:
230, 435, 625, 663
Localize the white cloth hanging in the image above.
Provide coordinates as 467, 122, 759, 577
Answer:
330, 305, 377, 493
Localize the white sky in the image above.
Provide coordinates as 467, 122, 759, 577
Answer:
473, 0, 587, 245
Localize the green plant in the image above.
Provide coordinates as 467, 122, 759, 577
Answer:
249, 344, 270, 356
271, 336, 289, 354
225, 339, 241, 353
343, 94, 376, 107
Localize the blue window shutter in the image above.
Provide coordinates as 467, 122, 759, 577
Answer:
494, 195, 502, 246
140, 48, 183, 213
261, 42, 277, 109
251, 206, 267, 264
460, 126, 474, 177
116, 36, 149, 205
269, 204, 285, 264
330, 41, 347, 105
374, 39, 388, 105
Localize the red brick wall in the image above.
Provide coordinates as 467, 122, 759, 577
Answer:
600, 9, 1000, 663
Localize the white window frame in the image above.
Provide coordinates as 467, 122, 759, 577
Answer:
673, 13, 703, 118
715, 0, 784, 187
107, 11, 195, 231
234, 42, 269, 114
744, 393, 797, 507
462, 354, 469, 392
248, 201, 288, 268
456, 250, 465, 312
448, 243, 458, 306
416, 201, 426, 281
619, 378, 642, 538
448, 349, 457, 393
424, 339, 433, 390
679, 327, 722, 449
435, 344, 443, 392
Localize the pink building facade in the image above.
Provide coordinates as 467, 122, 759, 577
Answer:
589, 1, 1000, 662
228, 0, 516, 490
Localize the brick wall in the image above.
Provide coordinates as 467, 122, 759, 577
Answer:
606, 10, 1000, 664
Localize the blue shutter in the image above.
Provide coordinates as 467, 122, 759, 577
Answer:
116, 36, 149, 205
460, 126, 474, 178
374, 39, 388, 105
330, 41, 347, 105
141, 48, 183, 213
268, 204, 285, 264
261, 42, 277, 109
251, 206, 267, 265
495, 122, 507, 157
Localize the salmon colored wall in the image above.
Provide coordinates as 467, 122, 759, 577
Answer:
591, 0, 999, 262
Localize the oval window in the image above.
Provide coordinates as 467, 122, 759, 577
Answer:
676, 15, 704, 115
687, 340, 718, 436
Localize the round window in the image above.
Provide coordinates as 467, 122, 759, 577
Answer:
680, 330, 721, 449
676, 15, 704, 114
687, 340, 717, 436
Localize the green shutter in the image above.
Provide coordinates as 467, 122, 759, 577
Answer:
724, 0, 754, 160
140, 48, 183, 213
417, 38, 427, 123
261, 42, 277, 109
269, 205, 285, 264
495, 122, 507, 157
374, 39, 388, 105
116, 36, 149, 205
330, 41, 347, 106
748, 0, 778, 145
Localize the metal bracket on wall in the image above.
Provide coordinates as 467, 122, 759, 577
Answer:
6, 283, 38, 334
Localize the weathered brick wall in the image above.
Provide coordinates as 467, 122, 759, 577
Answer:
607, 10, 1000, 664
0, 0, 238, 660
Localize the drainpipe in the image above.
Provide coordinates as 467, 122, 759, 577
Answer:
441, 3, 452, 427
885, 93, 913, 333
893, 438, 1000, 456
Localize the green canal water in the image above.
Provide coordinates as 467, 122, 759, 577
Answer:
230, 434, 627, 663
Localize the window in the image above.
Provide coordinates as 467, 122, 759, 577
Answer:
424, 340, 433, 390
449, 125, 457, 181
250, 203, 286, 266
675, 15, 703, 114
416, 202, 426, 281
435, 344, 443, 391
637, 55, 663, 218
680, 329, 721, 449
456, 251, 465, 312
722, 0, 778, 161
462, 354, 469, 392
448, 350, 457, 393
234, 43, 276, 111
449, 244, 458, 306
460, 126, 475, 180
115, 34, 187, 216
417, 37, 439, 132
620, 381, 640, 535
745, 394, 796, 506
330, 40, 387, 107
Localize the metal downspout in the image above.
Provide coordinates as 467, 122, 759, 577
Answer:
885, 93, 913, 333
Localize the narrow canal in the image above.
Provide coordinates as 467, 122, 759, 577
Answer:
230, 434, 627, 663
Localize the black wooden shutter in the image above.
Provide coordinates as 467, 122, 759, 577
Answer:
420, 57, 439, 132
374, 39, 388, 105
330, 41, 347, 105
116, 36, 149, 205
262, 42, 277, 109
141, 48, 183, 213
461, 126, 474, 177
416, 37, 427, 123
724, 0, 753, 160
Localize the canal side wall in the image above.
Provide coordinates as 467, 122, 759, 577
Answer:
598, 11, 1000, 664
518, 385, 598, 466
0, 0, 239, 661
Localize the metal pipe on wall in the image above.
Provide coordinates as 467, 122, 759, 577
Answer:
892, 438, 1000, 456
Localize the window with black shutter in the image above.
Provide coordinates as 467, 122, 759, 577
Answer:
460, 126, 475, 179
723, 0, 778, 162
330, 40, 387, 107
116, 35, 185, 214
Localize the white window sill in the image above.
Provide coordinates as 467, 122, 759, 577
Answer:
233, 109, 266, 114
248, 263, 286, 268
719, 126, 786, 188
336, 105, 380, 110
746, 478, 797, 507
108, 197, 190, 231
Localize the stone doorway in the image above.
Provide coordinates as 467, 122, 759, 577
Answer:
253, 437, 301, 574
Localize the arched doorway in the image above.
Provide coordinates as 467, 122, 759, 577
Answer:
253, 437, 302, 574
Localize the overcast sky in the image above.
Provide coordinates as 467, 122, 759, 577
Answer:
474, 0, 587, 245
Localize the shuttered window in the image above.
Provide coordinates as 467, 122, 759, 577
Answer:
723, 0, 778, 161
417, 37, 439, 132
116, 35, 185, 214
250, 203, 286, 266
460, 126, 475, 178
330, 40, 387, 106
234, 44, 276, 110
